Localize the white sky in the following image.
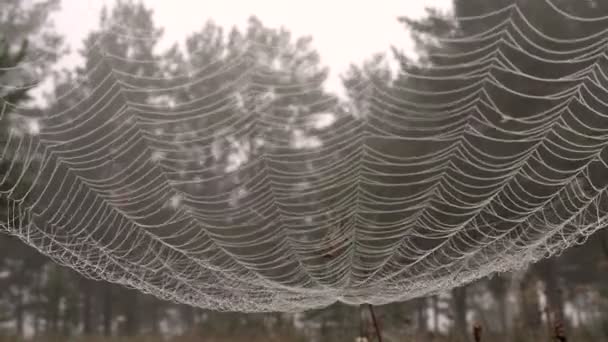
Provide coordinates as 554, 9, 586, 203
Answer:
49, 0, 452, 92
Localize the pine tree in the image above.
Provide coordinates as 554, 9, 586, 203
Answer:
345, 0, 608, 337
0, 38, 29, 109
0, 1, 64, 336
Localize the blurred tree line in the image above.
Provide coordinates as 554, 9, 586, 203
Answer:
2, 0, 608, 341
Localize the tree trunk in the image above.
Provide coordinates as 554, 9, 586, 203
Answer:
320, 319, 329, 342
33, 309, 41, 337
488, 275, 509, 333
497, 293, 507, 334
61, 307, 71, 336
102, 284, 112, 336
537, 258, 565, 323
180, 305, 195, 333
519, 270, 542, 338
359, 305, 366, 338
14, 266, 27, 337
48, 287, 60, 335
150, 302, 160, 334
123, 290, 139, 336
416, 297, 428, 334
452, 286, 468, 341
15, 287, 24, 337
81, 279, 93, 335
433, 295, 440, 333
273, 312, 285, 331
33, 273, 42, 338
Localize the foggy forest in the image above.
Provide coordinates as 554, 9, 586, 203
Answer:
2, 0, 608, 341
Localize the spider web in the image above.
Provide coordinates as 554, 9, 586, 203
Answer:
2, 0, 608, 311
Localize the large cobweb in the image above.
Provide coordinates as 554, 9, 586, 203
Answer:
2, 0, 608, 311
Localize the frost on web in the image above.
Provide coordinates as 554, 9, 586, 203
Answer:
2, 0, 608, 312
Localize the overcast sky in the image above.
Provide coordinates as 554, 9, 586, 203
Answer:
49, 0, 452, 93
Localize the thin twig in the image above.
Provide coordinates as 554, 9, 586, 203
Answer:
544, 306, 554, 340
473, 323, 482, 342
367, 304, 382, 342
554, 321, 567, 342
359, 304, 368, 341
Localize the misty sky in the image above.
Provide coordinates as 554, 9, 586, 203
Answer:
50, 0, 452, 93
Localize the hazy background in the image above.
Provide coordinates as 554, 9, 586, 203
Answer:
47, 0, 452, 94
3, 1, 608, 342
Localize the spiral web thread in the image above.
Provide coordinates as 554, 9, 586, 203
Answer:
2, 0, 608, 311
